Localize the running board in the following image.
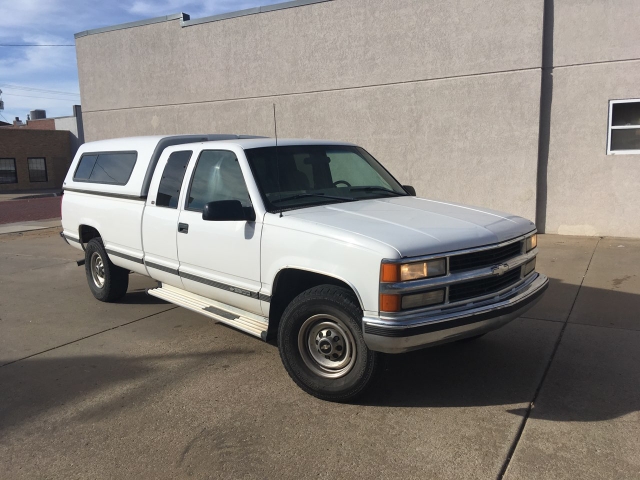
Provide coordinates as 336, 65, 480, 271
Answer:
147, 283, 268, 339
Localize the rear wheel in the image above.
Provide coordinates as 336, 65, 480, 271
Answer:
278, 285, 379, 402
85, 238, 129, 302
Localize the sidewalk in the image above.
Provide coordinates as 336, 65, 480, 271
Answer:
0, 219, 61, 235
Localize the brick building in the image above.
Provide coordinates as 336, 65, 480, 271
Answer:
0, 128, 72, 192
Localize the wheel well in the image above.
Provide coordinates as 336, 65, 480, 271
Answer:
266, 269, 360, 341
79, 225, 101, 245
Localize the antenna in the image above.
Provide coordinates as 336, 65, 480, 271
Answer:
273, 103, 283, 217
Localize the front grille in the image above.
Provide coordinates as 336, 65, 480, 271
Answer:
448, 269, 521, 303
449, 241, 523, 272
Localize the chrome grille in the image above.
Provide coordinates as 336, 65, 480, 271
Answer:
448, 269, 521, 303
449, 241, 523, 272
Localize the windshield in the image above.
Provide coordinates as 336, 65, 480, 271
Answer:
244, 145, 407, 212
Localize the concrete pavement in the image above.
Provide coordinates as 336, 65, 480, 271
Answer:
0, 230, 638, 479
0, 219, 61, 235
0, 189, 62, 202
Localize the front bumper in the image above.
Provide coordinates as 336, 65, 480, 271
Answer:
363, 272, 548, 353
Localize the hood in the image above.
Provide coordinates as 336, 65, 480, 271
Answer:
281, 197, 535, 258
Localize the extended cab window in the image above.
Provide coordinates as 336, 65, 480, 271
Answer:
156, 151, 192, 208
186, 150, 252, 212
74, 152, 137, 185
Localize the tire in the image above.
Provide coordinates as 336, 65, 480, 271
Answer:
84, 238, 129, 302
278, 285, 379, 402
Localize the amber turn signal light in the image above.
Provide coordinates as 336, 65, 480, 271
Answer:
380, 264, 400, 282
380, 293, 401, 312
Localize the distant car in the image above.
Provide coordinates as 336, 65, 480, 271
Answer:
60, 135, 548, 401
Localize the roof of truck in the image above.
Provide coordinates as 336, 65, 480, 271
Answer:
64, 135, 360, 199
79, 136, 356, 151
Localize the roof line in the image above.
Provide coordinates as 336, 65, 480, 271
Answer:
74, 1, 333, 38
182, 0, 332, 27
74, 13, 189, 39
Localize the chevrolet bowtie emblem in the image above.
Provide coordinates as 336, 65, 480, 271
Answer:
492, 264, 510, 276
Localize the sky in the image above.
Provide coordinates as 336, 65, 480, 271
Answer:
0, 0, 284, 123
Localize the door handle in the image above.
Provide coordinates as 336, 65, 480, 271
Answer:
178, 223, 189, 234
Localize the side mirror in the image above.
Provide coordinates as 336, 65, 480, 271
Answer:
403, 185, 416, 196
202, 200, 256, 222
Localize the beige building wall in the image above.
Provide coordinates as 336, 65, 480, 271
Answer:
77, 0, 544, 222
543, 0, 640, 237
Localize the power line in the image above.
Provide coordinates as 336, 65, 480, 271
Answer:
0, 84, 80, 96
2, 93, 80, 101
0, 44, 75, 47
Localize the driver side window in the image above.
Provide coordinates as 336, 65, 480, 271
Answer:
186, 150, 252, 212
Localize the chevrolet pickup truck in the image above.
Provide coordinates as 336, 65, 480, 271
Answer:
61, 134, 548, 401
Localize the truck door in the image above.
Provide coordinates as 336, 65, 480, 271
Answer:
176, 149, 262, 315
142, 149, 193, 288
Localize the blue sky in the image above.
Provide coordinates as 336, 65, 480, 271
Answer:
0, 0, 284, 123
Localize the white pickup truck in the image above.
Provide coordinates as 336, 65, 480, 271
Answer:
61, 135, 548, 401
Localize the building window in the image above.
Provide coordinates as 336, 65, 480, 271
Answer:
0, 158, 18, 184
28, 157, 48, 182
608, 99, 640, 154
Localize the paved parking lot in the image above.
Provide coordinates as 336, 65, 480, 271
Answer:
0, 229, 638, 479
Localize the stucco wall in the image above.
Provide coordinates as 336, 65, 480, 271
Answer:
77, 0, 544, 221
544, 61, 640, 237
77, 0, 543, 111
541, 0, 640, 237
552, 0, 640, 66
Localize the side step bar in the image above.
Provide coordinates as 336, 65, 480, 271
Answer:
147, 283, 268, 339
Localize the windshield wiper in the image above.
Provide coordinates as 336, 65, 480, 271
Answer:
271, 193, 355, 204
349, 186, 403, 195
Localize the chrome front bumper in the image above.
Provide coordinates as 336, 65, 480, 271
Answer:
363, 272, 548, 353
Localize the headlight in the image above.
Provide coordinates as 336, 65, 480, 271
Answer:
380, 258, 446, 282
525, 234, 537, 252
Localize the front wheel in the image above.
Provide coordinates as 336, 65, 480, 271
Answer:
278, 285, 379, 402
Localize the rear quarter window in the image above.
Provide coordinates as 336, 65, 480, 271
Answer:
73, 152, 137, 185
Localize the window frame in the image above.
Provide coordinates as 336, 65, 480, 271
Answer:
0, 158, 18, 184
27, 157, 48, 183
607, 99, 640, 155
73, 150, 138, 185
155, 150, 193, 210
184, 149, 253, 213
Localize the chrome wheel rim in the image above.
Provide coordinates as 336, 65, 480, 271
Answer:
298, 314, 356, 379
90, 252, 105, 288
